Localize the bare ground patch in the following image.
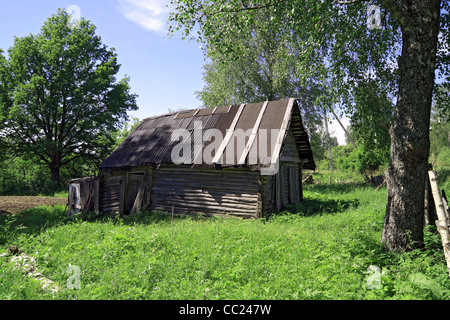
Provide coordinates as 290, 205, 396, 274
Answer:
0, 196, 67, 215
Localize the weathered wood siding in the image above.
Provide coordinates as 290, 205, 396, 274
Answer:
99, 175, 123, 215
99, 166, 152, 216
263, 163, 301, 213
263, 128, 303, 214
150, 165, 260, 218
280, 130, 301, 163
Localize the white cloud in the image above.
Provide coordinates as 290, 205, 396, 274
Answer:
118, 0, 169, 32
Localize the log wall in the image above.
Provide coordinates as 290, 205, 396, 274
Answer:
99, 175, 123, 215
150, 165, 261, 218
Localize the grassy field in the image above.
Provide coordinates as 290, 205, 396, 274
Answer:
1, 173, 449, 300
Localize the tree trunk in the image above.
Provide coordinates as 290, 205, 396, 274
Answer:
381, 0, 441, 252
428, 170, 450, 276
424, 164, 437, 226
324, 109, 333, 172
49, 158, 62, 186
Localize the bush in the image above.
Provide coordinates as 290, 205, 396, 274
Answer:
334, 144, 389, 174
435, 146, 450, 169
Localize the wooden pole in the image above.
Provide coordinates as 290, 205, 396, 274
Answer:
329, 105, 357, 149
171, 205, 174, 240
94, 179, 99, 212
324, 109, 333, 172
67, 185, 74, 217
428, 170, 450, 276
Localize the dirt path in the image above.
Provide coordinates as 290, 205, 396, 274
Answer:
0, 196, 67, 215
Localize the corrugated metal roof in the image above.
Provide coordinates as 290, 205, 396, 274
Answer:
99, 99, 315, 171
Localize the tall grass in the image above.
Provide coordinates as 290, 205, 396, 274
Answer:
1, 181, 449, 300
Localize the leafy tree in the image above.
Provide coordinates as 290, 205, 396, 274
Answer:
112, 117, 141, 150
430, 91, 450, 170
169, 0, 448, 251
0, 9, 138, 185
195, 9, 326, 166
348, 79, 392, 172
430, 89, 450, 157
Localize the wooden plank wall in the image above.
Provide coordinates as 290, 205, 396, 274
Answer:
125, 172, 144, 214
264, 174, 275, 214
263, 164, 300, 213
99, 175, 123, 215
262, 128, 303, 214
279, 130, 301, 163
99, 166, 153, 216
150, 165, 260, 218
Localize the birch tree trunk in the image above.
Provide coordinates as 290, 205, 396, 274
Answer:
428, 170, 450, 276
381, 0, 441, 252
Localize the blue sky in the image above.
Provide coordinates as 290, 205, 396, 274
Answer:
0, 0, 205, 121
0, 0, 348, 144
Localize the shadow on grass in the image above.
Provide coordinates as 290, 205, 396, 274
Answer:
0, 205, 180, 247
280, 196, 360, 217
1, 182, 370, 247
0, 205, 67, 246
303, 182, 371, 194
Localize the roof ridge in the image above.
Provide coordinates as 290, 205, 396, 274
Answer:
141, 110, 181, 121
140, 103, 240, 122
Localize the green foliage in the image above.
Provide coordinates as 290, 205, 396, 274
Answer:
318, 142, 389, 175
349, 80, 393, 169
0, 154, 89, 196
342, 144, 389, 174
429, 110, 449, 169
1, 180, 450, 300
435, 147, 450, 169
195, 10, 325, 164
429, 97, 450, 189
0, 9, 138, 184
169, 0, 408, 116
111, 117, 141, 150
0, 115, 140, 196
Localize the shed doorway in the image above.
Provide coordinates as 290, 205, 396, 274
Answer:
124, 172, 145, 216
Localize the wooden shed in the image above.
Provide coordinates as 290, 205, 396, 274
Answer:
68, 98, 315, 218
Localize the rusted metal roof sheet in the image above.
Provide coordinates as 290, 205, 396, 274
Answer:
99, 99, 315, 171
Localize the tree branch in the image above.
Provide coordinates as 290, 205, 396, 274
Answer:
203, 0, 286, 17
380, 0, 405, 24
334, 0, 407, 28
335, 0, 369, 4
60, 152, 86, 166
